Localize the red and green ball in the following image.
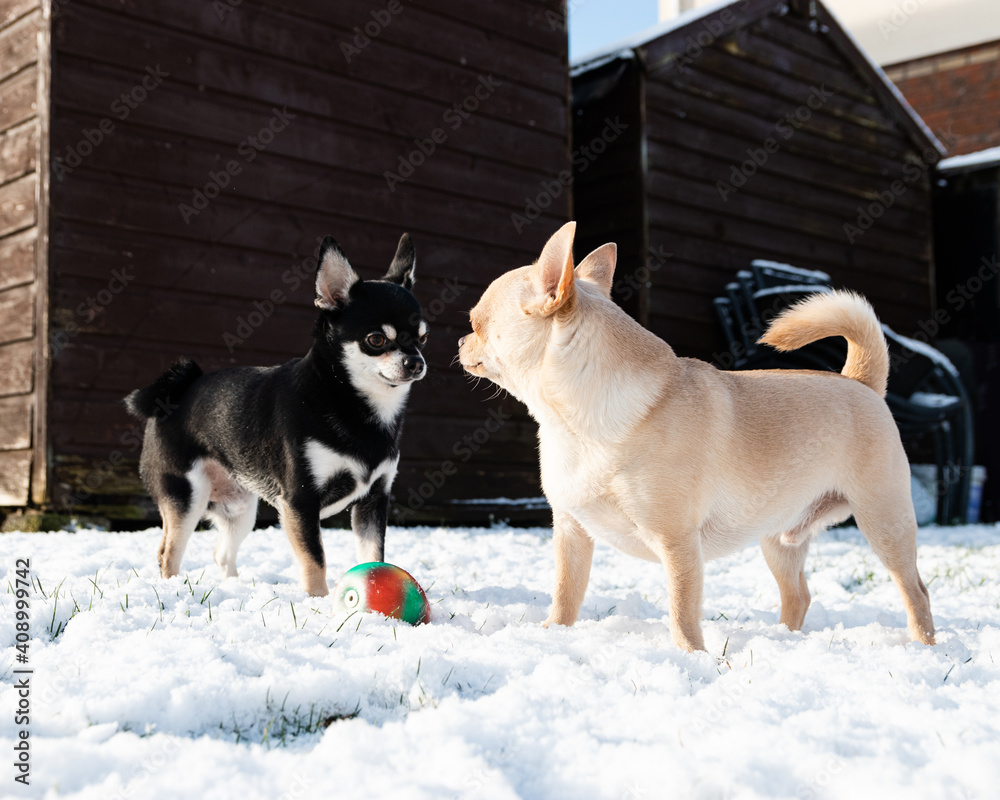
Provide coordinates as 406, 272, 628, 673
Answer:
332, 562, 431, 625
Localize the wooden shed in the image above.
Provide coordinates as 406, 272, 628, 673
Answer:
570, 0, 943, 363
933, 147, 1000, 522
0, 0, 570, 525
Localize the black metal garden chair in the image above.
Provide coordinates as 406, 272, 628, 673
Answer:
714, 265, 974, 524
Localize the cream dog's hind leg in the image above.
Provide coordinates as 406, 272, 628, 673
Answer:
761, 536, 812, 631
850, 502, 935, 645
842, 452, 935, 644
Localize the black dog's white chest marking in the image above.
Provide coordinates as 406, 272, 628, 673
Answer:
128, 231, 424, 597
303, 439, 398, 518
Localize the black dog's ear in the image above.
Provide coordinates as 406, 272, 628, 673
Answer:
315, 236, 359, 310
383, 233, 416, 290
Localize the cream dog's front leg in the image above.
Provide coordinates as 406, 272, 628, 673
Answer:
544, 510, 594, 627
656, 533, 706, 652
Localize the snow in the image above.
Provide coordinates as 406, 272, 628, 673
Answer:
450, 497, 549, 507
938, 145, 1000, 174
752, 284, 832, 299
2, 521, 999, 799
909, 392, 960, 409
750, 260, 831, 284
883, 327, 961, 378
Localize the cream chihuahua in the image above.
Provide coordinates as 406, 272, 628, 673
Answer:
458, 221, 934, 652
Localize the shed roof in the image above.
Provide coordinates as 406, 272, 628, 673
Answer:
938, 145, 1000, 174
571, 0, 943, 157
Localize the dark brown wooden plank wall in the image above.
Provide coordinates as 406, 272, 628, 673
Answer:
637, 10, 934, 363
47, 0, 569, 518
572, 60, 649, 323
0, 0, 40, 505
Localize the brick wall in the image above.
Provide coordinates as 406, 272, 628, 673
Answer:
886, 40, 1000, 156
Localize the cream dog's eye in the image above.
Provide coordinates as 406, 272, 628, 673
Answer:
366, 333, 386, 348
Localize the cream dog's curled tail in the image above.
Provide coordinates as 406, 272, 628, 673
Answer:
758, 290, 890, 398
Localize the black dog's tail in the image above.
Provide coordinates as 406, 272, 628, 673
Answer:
124, 358, 203, 420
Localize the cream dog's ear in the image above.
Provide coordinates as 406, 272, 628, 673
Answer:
529, 221, 577, 315
576, 242, 617, 298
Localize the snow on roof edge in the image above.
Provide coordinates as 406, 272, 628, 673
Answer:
571, 0, 944, 155
818, 2, 945, 155
938, 145, 1000, 174
569, 48, 635, 79
570, 0, 741, 73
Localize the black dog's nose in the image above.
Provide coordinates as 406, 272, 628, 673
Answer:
402, 355, 423, 374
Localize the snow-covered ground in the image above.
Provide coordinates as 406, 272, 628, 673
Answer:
2, 522, 999, 800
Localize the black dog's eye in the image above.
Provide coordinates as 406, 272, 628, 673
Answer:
417, 333, 428, 346
366, 333, 387, 348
